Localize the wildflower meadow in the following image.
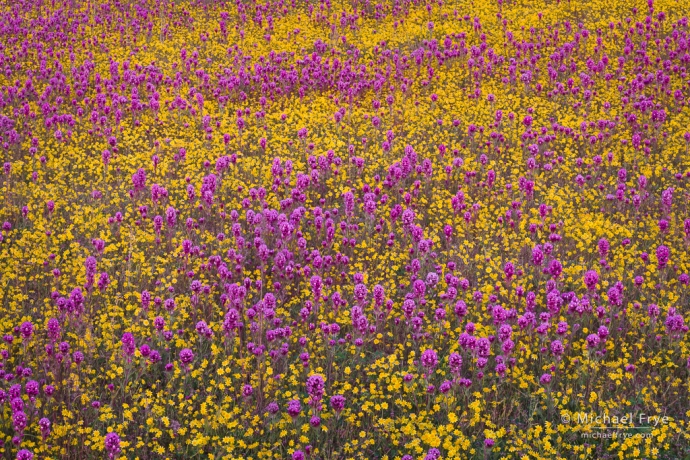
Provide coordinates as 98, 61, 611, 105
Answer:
1, 0, 690, 458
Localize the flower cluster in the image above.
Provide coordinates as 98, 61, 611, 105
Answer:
0, 0, 690, 459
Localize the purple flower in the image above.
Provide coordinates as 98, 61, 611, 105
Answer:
25, 380, 39, 397
104, 432, 121, 456
425, 448, 441, 460
353, 283, 368, 302
16, 450, 33, 460
503, 262, 515, 281
306, 374, 325, 402
11, 397, 24, 413
373, 285, 385, 306
195, 320, 210, 336
454, 300, 467, 318
531, 245, 544, 266
661, 187, 674, 211
46, 318, 61, 341
477, 338, 491, 357
665, 311, 685, 335
149, 350, 161, 364
223, 309, 240, 333
131, 168, 147, 190
13, 411, 28, 432
243, 384, 253, 398
141, 290, 151, 310
179, 348, 194, 366
439, 380, 452, 394
586, 334, 600, 349
19, 321, 33, 340
648, 303, 660, 318
548, 259, 562, 278
495, 363, 507, 377
307, 275, 323, 298
163, 298, 176, 313
59, 341, 70, 354
287, 399, 301, 418
97, 272, 110, 292
448, 352, 463, 375
39, 417, 51, 431
656, 245, 670, 269
401, 209, 415, 227
139, 345, 151, 358
598, 238, 610, 257
154, 316, 165, 330
165, 206, 177, 227
121, 333, 136, 356
402, 299, 416, 319
330, 394, 346, 412
501, 339, 515, 355
39, 417, 51, 439
421, 348, 438, 370
266, 402, 279, 414
583, 270, 599, 291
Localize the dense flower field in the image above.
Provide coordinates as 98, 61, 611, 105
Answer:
1, 0, 690, 458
